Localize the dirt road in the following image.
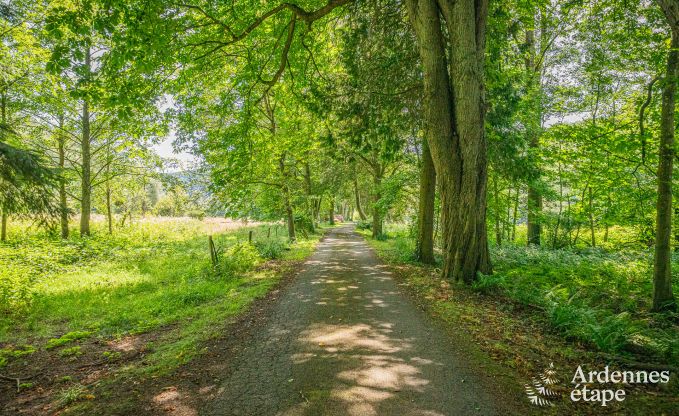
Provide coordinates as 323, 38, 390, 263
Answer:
203, 225, 505, 415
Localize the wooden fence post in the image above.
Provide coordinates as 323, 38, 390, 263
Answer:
208, 235, 218, 267
248, 230, 253, 243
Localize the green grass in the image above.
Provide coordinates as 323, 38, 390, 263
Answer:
358, 224, 679, 365
0, 218, 326, 374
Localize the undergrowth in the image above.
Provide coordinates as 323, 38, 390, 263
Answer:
358, 225, 679, 365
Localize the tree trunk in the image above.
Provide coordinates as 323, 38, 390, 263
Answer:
416, 140, 436, 263
588, 186, 596, 247
653, 18, 679, 311
371, 168, 383, 238
0, 94, 7, 242
1, 210, 6, 242
329, 196, 335, 225
354, 177, 367, 221
141, 179, 148, 216
525, 27, 543, 246
57, 115, 69, 239
407, 0, 491, 283
279, 154, 296, 242
80, 47, 92, 237
511, 187, 519, 242
106, 184, 113, 234
304, 162, 316, 232
492, 176, 502, 246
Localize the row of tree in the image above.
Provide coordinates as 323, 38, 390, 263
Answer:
2, 0, 676, 311
0, 1, 203, 238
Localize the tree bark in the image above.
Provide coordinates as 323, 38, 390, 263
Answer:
0, 94, 7, 242
415, 139, 436, 263
354, 177, 367, 221
653, 10, 679, 311
511, 187, 519, 242
1, 210, 6, 242
371, 167, 383, 238
106, 184, 113, 234
279, 153, 296, 242
492, 176, 502, 246
57, 114, 69, 239
303, 161, 316, 232
588, 186, 596, 247
329, 195, 335, 225
407, 0, 491, 283
80, 46, 92, 237
525, 27, 543, 246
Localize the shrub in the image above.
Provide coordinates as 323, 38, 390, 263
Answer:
217, 242, 261, 277
187, 210, 206, 221
153, 197, 179, 216
254, 239, 288, 260
356, 220, 372, 230
0, 263, 34, 313
375, 232, 388, 241
472, 273, 505, 294
294, 215, 315, 234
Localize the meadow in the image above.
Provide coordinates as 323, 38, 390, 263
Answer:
0, 217, 323, 376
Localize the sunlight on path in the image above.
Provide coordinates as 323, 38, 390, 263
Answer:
200, 225, 499, 415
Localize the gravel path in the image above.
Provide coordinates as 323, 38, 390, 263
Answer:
203, 225, 502, 416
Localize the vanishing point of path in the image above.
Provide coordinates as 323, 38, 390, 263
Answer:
203, 225, 504, 416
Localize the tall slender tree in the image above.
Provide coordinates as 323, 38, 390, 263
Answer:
653, 0, 679, 312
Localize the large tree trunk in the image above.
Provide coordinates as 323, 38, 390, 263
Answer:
354, 177, 367, 221
407, 0, 491, 283
415, 140, 436, 263
57, 115, 69, 239
653, 14, 679, 311
80, 47, 92, 237
329, 195, 335, 225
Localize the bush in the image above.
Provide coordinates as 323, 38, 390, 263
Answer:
153, 197, 180, 216
254, 239, 288, 260
294, 215, 315, 234
356, 220, 372, 230
187, 210, 206, 221
472, 273, 505, 294
0, 263, 34, 314
217, 242, 261, 277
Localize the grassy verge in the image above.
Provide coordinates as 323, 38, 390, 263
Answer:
357, 225, 679, 414
0, 218, 328, 413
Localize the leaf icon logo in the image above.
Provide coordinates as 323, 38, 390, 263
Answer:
525, 362, 561, 406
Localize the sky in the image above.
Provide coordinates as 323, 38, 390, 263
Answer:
152, 95, 197, 170
151, 130, 197, 170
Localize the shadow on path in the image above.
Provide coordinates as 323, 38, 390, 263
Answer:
201, 225, 502, 416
